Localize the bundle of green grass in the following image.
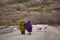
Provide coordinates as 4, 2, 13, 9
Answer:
18, 19, 26, 31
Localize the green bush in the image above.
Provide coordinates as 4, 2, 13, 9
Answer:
18, 19, 25, 31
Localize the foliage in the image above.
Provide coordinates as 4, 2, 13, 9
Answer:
18, 19, 26, 31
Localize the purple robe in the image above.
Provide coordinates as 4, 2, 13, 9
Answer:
25, 20, 32, 32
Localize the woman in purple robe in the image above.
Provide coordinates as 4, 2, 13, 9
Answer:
25, 20, 32, 35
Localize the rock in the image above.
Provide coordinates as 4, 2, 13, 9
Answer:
0, 26, 16, 34
0, 26, 8, 30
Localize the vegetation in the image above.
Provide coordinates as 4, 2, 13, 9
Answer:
7, 0, 30, 5
0, 0, 60, 25
0, 5, 7, 8
18, 0, 30, 3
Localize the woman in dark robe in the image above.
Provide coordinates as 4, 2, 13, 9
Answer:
25, 20, 32, 35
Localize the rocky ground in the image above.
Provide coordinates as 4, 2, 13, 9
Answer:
0, 25, 60, 40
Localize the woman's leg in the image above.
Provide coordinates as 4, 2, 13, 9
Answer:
29, 32, 31, 35
27, 32, 31, 35
21, 31, 25, 35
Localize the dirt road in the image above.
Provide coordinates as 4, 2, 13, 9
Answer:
0, 25, 60, 40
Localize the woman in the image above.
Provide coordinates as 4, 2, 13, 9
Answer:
18, 19, 26, 35
25, 20, 32, 35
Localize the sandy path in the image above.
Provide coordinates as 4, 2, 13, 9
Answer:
0, 25, 60, 40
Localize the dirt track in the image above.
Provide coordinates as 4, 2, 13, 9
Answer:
0, 25, 60, 40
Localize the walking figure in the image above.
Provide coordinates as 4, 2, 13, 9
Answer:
25, 20, 32, 35
18, 19, 26, 35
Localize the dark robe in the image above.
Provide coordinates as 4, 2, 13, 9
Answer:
25, 20, 32, 32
